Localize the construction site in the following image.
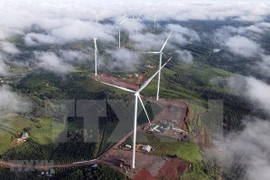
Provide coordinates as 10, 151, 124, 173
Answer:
92, 69, 191, 179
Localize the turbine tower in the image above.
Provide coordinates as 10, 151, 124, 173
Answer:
117, 17, 128, 48
142, 30, 173, 101
93, 38, 99, 76
133, 13, 142, 36
93, 13, 99, 76
97, 57, 172, 168
154, 14, 157, 29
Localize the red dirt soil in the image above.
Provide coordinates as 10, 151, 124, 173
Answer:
134, 158, 190, 180
134, 170, 156, 180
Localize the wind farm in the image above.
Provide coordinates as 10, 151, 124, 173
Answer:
86, 12, 195, 179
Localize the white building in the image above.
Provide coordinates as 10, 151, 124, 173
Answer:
142, 145, 152, 152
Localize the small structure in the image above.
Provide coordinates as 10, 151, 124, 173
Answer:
150, 124, 159, 131
41, 168, 55, 177
48, 169, 55, 177
142, 145, 152, 153
17, 132, 29, 143
145, 64, 156, 69
172, 128, 188, 135
163, 124, 170, 131
125, 144, 132, 149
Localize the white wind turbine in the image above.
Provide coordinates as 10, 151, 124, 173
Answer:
117, 17, 128, 48
133, 13, 142, 36
93, 13, 99, 76
97, 57, 172, 168
142, 30, 173, 101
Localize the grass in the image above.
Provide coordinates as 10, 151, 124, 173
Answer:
0, 114, 64, 155
126, 132, 202, 164
67, 117, 84, 132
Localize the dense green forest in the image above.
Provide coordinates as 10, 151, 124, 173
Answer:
0, 164, 128, 180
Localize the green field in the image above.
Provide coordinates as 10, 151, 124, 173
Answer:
0, 114, 64, 155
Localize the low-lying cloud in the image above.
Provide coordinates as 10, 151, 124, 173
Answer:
34, 52, 74, 74
104, 48, 141, 70
225, 36, 261, 58
218, 118, 270, 180
175, 50, 193, 63
0, 85, 31, 116
0, 41, 20, 54
228, 75, 270, 116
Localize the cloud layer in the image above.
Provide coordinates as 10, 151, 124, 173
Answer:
220, 118, 270, 180
34, 52, 74, 74
0, 85, 31, 116
228, 75, 270, 116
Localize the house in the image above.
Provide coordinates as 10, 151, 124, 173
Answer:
21, 132, 29, 139
142, 145, 152, 153
17, 132, 29, 143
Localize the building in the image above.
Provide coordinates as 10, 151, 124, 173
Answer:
17, 132, 29, 143
125, 144, 132, 149
150, 124, 159, 131
145, 64, 156, 69
172, 128, 188, 134
21, 132, 29, 139
142, 145, 152, 153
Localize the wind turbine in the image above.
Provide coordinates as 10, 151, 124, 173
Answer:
97, 57, 172, 168
142, 30, 173, 101
93, 13, 99, 76
133, 13, 142, 36
117, 17, 128, 48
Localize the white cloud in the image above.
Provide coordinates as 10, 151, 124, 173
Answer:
228, 75, 270, 115
0, 85, 31, 115
130, 32, 172, 51
175, 50, 193, 63
0, 41, 20, 54
34, 52, 73, 74
104, 48, 141, 70
24, 33, 60, 46
225, 36, 260, 58
60, 50, 88, 62
0, 61, 9, 77
166, 24, 201, 43
0, 31, 6, 40
220, 118, 270, 180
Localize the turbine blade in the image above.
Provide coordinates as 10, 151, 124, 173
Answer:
137, 57, 172, 93
160, 30, 173, 52
120, 17, 128, 25
136, 13, 142, 21
137, 94, 151, 126
141, 52, 160, 54
98, 80, 136, 93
